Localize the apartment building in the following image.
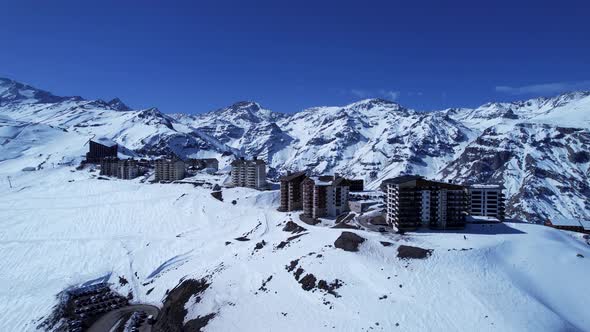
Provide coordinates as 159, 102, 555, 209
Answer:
278, 171, 308, 212
86, 137, 117, 163
118, 158, 139, 179
230, 157, 267, 189
302, 175, 350, 219
385, 175, 468, 231
100, 157, 139, 179
467, 185, 505, 221
155, 158, 185, 182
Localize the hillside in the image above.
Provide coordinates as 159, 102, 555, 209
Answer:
2, 77, 590, 221
0, 167, 588, 331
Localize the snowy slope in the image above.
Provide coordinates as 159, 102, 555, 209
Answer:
2, 77, 590, 221
0, 167, 589, 331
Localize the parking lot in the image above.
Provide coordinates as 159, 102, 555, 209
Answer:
65, 283, 142, 332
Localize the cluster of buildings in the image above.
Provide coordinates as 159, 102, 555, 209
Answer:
278, 171, 364, 220
86, 137, 219, 182
100, 157, 140, 179
384, 175, 505, 231
277, 171, 505, 231
86, 137, 521, 233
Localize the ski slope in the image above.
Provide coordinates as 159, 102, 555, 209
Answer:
0, 166, 589, 331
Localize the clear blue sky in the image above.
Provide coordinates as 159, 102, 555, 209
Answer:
1, 0, 589, 113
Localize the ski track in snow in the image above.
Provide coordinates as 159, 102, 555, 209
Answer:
0, 167, 588, 331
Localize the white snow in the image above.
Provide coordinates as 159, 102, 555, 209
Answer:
0, 167, 589, 331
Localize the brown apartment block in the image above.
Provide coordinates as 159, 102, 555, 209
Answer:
302, 175, 350, 219
278, 171, 307, 212
385, 175, 468, 231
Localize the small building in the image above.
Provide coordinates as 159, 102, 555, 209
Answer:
545, 218, 590, 234
278, 171, 307, 212
230, 157, 266, 189
302, 175, 350, 219
385, 175, 468, 231
155, 158, 185, 182
467, 184, 506, 221
86, 137, 118, 163
187, 158, 219, 172
348, 200, 379, 213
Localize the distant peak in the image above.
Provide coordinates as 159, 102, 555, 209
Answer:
229, 101, 262, 111
346, 98, 407, 113
107, 97, 131, 111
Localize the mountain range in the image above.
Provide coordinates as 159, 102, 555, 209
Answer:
1, 77, 589, 222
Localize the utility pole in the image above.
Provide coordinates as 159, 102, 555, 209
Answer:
7, 176, 12, 189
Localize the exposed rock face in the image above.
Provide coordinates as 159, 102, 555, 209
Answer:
283, 221, 307, 233
334, 232, 366, 252
397, 245, 433, 259
154, 278, 212, 332
3, 77, 590, 221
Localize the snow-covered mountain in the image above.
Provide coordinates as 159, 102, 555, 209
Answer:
2, 78, 590, 332
2, 77, 590, 221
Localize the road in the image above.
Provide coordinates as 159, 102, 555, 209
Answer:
87, 304, 160, 332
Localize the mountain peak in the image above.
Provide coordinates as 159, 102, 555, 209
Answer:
0, 77, 72, 105
346, 98, 408, 114
107, 97, 131, 112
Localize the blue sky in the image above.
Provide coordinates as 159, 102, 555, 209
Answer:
1, 0, 589, 114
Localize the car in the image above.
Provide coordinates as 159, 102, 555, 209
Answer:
378, 227, 387, 233
147, 314, 156, 324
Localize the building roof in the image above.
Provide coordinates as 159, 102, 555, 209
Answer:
469, 184, 504, 189
466, 215, 500, 223
91, 137, 117, 147
382, 175, 423, 185
231, 158, 266, 166
306, 175, 349, 187
548, 218, 584, 228
279, 171, 307, 182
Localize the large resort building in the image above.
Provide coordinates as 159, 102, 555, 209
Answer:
385, 175, 468, 231
278, 171, 307, 212
467, 184, 506, 221
86, 137, 117, 163
302, 175, 350, 219
100, 157, 140, 179
230, 157, 267, 189
155, 158, 186, 182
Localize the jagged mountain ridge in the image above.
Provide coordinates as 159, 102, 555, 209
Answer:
1, 77, 590, 222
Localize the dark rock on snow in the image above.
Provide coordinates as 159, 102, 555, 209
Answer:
334, 231, 366, 252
